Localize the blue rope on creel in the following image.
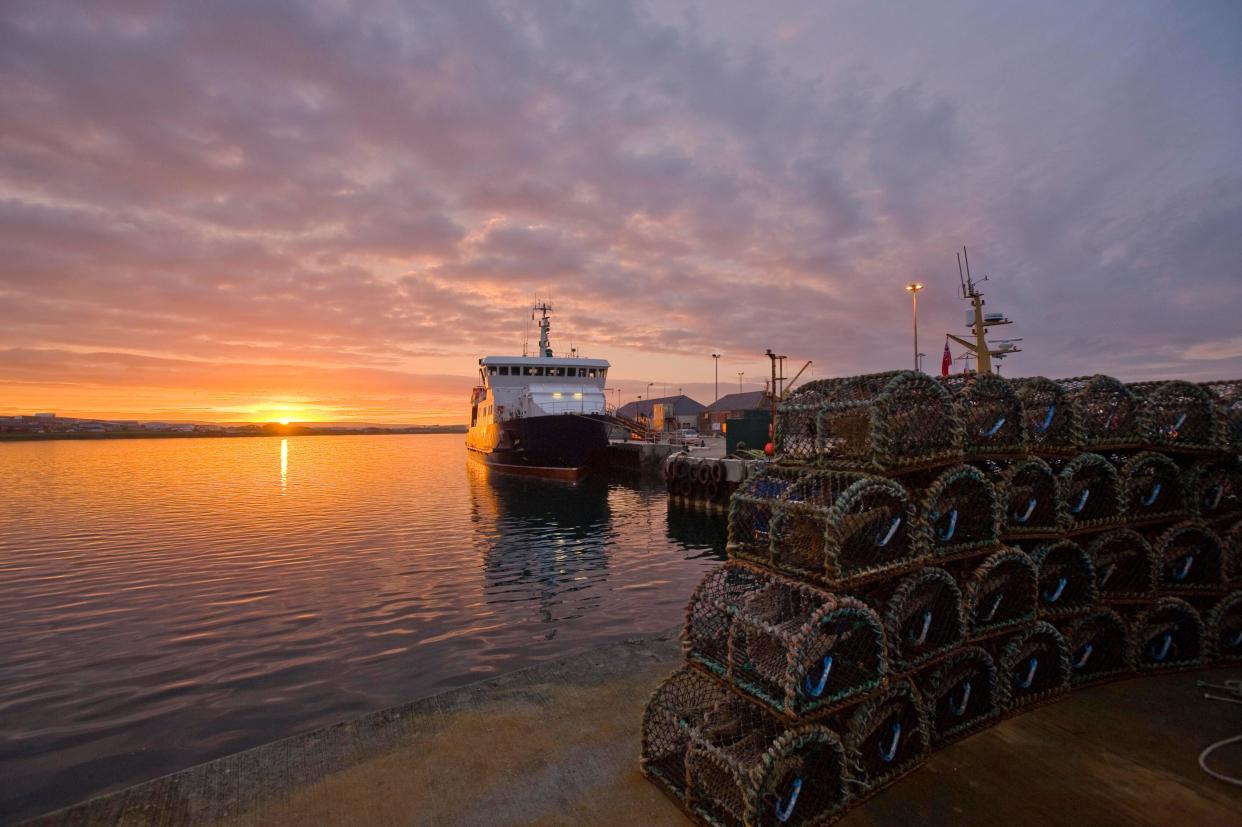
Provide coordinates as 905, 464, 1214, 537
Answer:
774, 777, 803, 823
1073, 643, 1094, 670
880, 721, 903, 763
980, 592, 1004, 623
1034, 404, 1056, 434
1069, 488, 1091, 514
1017, 656, 1040, 689
910, 610, 933, 646
1098, 563, 1116, 587
1204, 484, 1223, 512
950, 680, 972, 716
1173, 554, 1195, 582
804, 655, 834, 698
1044, 576, 1068, 604
938, 509, 958, 542
1139, 482, 1162, 508
1151, 632, 1173, 662
874, 515, 902, 547
981, 416, 1006, 437
1013, 497, 1037, 524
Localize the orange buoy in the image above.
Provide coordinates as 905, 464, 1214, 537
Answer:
764, 442, 775, 456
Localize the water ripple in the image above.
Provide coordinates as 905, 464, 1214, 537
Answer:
0, 434, 725, 821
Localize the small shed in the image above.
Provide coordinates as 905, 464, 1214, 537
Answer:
616, 394, 706, 432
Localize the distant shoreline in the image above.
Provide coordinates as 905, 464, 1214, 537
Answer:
0, 427, 467, 443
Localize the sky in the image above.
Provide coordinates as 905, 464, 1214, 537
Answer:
1, 0, 1239, 423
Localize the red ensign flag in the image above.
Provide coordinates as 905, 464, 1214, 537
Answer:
941, 340, 952, 376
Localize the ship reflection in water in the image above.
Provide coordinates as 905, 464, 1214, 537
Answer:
466, 461, 725, 638
468, 460, 612, 631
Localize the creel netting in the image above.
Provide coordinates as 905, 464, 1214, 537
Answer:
938, 372, 1027, 456
1152, 521, 1225, 593
1130, 597, 1206, 671
959, 547, 1038, 636
1011, 377, 1080, 454
1084, 528, 1157, 601
1127, 380, 1222, 453
914, 646, 1000, 745
975, 456, 1062, 539
1059, 607, 1132, 686
1054, 452, 1122, 532
1056, 375, 1140, 450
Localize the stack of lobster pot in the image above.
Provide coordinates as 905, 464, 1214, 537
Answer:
641, 370, 1242, 826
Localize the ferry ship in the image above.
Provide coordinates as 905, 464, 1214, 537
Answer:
466, 303, 612, 480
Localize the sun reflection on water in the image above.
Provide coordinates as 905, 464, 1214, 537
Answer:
280, 438, 288, 493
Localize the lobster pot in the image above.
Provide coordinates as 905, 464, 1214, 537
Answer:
684, 696, 850, 827
1128, 380, 1222, 453
916, 647, 1000, 745
641, 666, 734, 799
1131, 598, 1206, 671
1207, 590, 1242, 662
726, 573, 888, 717
876, 567, 965, 671
1086, 529, 1157, 600
1184, 457, 1242, 524
1056, 453, 1122, 532
1114, 452, 1185, 524
915, 465, 1000, 557
1061, 609, 1132, 686
767, 471, 924, 584
727, 466, 805, 561
1013, 377, 1079, 455
775, 381, 833, 464
1057, 375, 1140, 450
685, 563, 774, 675
1201, 379, 1242, 452
939, 372, 1027, 456
979, 457, 1061, 539
995, 621, 1070, 710
960, 548, 1038, 636
1153, 522, 1225, 592
1027, 540, 1098, 618
842, 681, 930, 794
811, 371, 964, 473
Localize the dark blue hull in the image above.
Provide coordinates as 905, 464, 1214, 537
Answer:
470, 414, 610, 476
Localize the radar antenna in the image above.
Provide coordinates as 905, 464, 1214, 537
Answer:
944, 246, 1021, 374
532, 301, 554, 358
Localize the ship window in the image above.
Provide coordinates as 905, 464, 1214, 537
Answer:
487, 366, 497, 374
499, 366, 509, 375
577, 368, 586, 377
555, 367, 566, 376
527, 366, 541, 376
587, 369, 597, 378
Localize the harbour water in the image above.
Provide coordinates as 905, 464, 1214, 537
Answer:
0, 434, 726, 821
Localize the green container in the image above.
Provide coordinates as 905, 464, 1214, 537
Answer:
725, 409, 772, 454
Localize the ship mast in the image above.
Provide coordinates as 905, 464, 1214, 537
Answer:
945, 246, 1021, 374
533, 302, 554, 358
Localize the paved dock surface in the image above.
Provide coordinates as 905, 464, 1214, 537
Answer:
29, 630, 1242, 826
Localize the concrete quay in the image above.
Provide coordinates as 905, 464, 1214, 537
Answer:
27, 630, 1242, 827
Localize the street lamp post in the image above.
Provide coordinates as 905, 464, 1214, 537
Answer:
712, 354, 720, 403
737, 371, 744, 393
905, 282, 924, 372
